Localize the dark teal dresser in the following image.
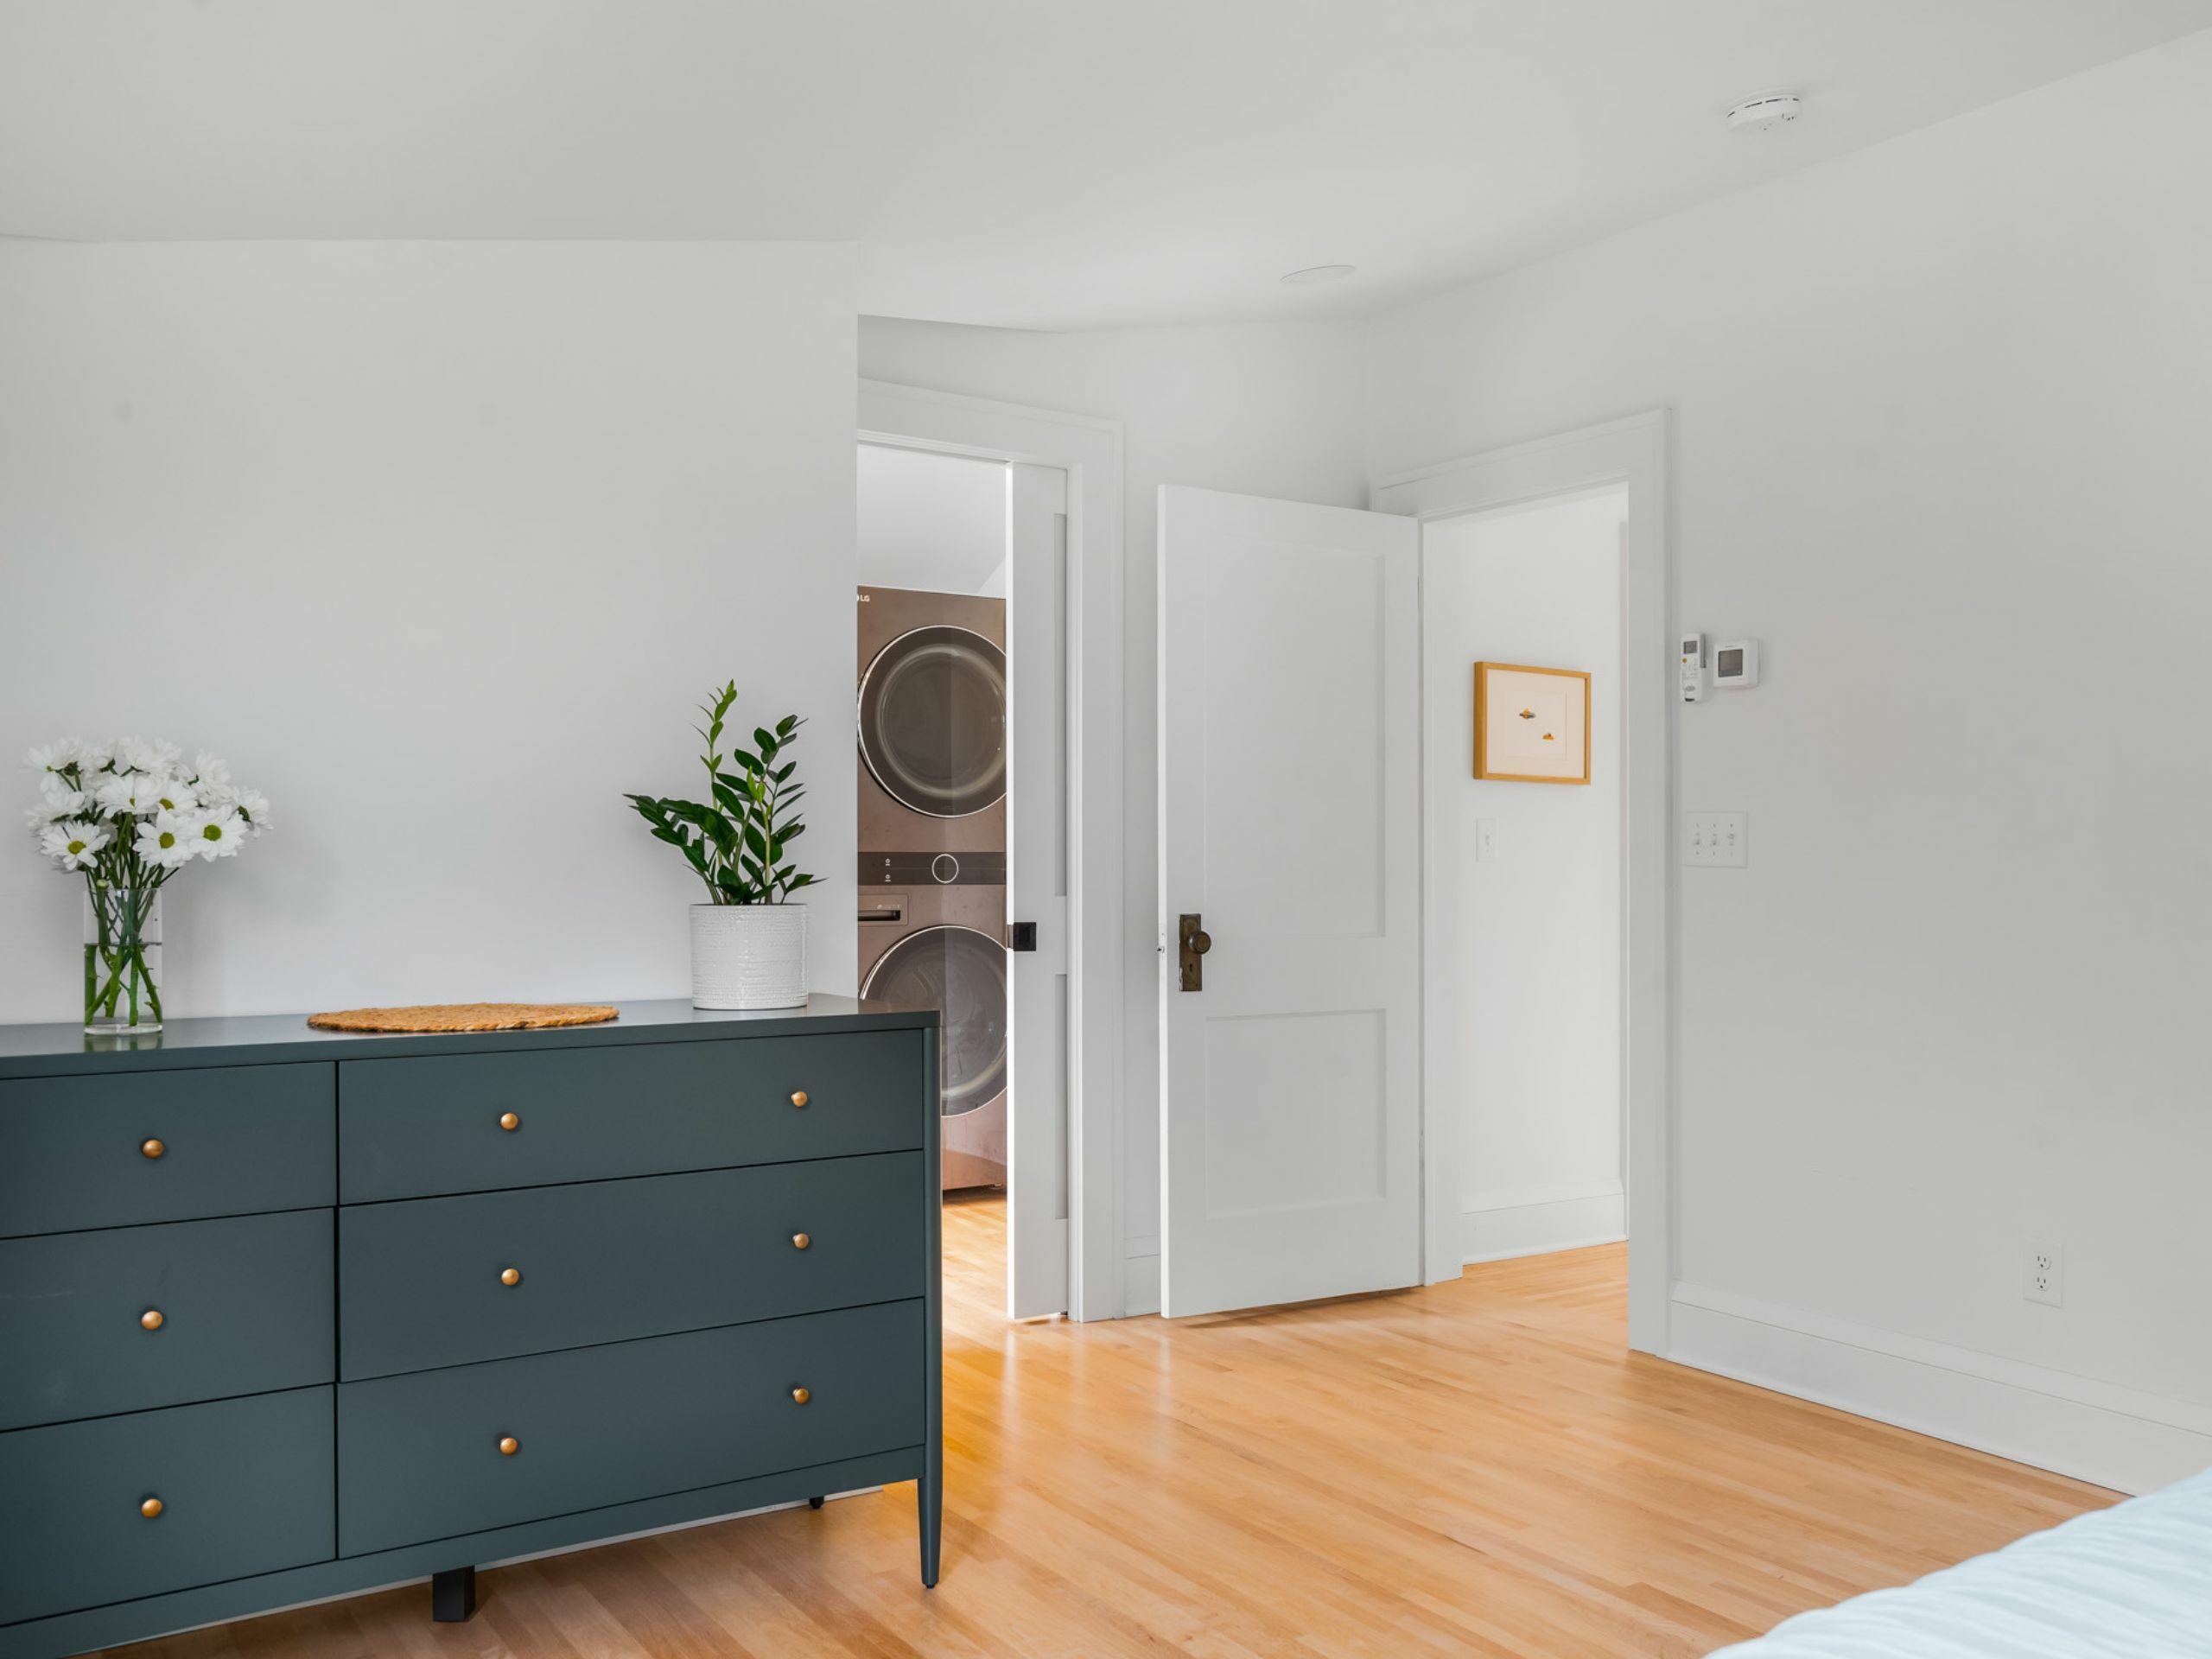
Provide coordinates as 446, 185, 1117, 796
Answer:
0, 998, 941, 1659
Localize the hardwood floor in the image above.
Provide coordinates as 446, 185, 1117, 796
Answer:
108, 1194, 2115, 1658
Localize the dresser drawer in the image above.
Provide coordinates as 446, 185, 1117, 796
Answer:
337, 1030, 925, 1201
340, 1152, 925, 1379
0, 1387, 335, 1626
0, 1064, 334, 1239
0, 1209, 334, 1432
338, 1299, 924, 1554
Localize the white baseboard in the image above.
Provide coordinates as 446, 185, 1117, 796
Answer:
1122, 1240, 1160, 1317
1669, 1282, 2212, 1497
1460, 1184, 1625, 1265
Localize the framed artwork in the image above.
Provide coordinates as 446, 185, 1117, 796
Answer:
1473, 662, 1591, 784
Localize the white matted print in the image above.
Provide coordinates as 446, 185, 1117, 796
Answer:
1474, 662, 1591, 784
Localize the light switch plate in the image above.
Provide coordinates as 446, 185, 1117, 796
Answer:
1685, 812, 1748, 867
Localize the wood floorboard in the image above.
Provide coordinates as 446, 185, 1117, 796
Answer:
101, 1192, 2115, 1658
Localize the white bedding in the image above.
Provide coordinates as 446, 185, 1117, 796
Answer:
1711, 1466, 2212, 1657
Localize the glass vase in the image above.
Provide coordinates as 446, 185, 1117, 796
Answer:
85, 885, 163, 1035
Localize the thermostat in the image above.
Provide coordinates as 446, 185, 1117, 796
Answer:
1678, 632, 1707, 702
1713, 639, 1760, 689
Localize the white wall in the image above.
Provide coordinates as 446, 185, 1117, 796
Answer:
858, 315, 1369, 1312
0, 240, 859, 1021
1426, 489, 1625, 1265
1363, 30, 2212, 1491
857, 441, 1007, 595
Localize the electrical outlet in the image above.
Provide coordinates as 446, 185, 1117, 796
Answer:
2025, 1242, 2063, 1307
1684, 811, 1748, 867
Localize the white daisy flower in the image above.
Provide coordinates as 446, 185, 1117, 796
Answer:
77, 740, 115, 772
233, 786, 272, 830
189, 809, 248, 860
113, 737, 182, 776
135, 814, 199, 869
41, 819, 111, 872
34, 775, 90, 820
97, 772, 176, 817
192, 750, 232, 789
25, 739, 84, 774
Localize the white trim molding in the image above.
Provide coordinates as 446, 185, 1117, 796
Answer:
1669, 1283, 2212, 1497
1460, 1180, 1626, 1265
859, 378, 1128, 1321
1370, 410, 1671, 1353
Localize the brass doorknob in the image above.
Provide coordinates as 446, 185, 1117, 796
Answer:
498, 1436, 520, 1456
140, 1309, 165, 1332
791, 1232, 810, 1251
499, 1268, 521, 1287
790, 1386, 811, 1406
140, 1497, 164, 1519
789, 1090, 809, 1109
498, 1111, 521, 1131
140, 1137, 165, 1160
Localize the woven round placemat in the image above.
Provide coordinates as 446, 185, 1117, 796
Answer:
306, 1002, 620, 1034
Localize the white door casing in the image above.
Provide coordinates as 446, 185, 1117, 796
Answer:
858, 378, 1126, 1322
1157, 486, 1422, 1318
1005, 461, 1071, 1319
1371, 410, 1671, 1353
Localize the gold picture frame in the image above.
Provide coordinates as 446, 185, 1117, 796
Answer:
1473, 661, 1592, 784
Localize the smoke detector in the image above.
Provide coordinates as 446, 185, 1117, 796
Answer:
1726, 92, 1802, 134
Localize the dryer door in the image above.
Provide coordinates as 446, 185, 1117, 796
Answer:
860, 923, 1008, 1117
857, 625, 1007, 818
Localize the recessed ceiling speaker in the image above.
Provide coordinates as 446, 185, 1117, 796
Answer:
1726, 92, 1802, 135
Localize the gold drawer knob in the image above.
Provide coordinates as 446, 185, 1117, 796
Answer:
498, 1111, 521, 1131
791, 1232, 810, 1251
140, 1308, 165, 1332
789, 1090, 809, 1109
140, 1137, 166, 1160
498, 1436, 520, 1456
140, 1497, 164, 1519
499, 1267, 522, 1287
790, 1386, 811, 1406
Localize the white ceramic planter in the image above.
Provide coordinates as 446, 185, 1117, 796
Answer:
690, 903, 809, 1010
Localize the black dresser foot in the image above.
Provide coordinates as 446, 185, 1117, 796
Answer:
808, 1495, 825, 1510
918, 1465, 941, 1587
431, 1566, 478, 1623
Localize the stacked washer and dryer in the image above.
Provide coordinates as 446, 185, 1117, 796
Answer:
856, 586, 1010, 1190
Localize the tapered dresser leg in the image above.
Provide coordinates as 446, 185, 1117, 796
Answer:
918, 1463, 942, 1587
431, 1566, 478, 1623
808, 1495, 825, 1510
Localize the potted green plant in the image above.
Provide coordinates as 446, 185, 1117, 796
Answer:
626, 682, 817, 1009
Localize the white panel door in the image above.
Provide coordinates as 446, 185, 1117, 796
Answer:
1157, 486, 1421, 1318
1006, 462, 1071, 1319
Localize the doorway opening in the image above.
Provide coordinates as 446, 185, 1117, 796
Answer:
855, 433, 1077, 1324
858, 378, 1127, 1325
1422, 485, 1628, 1268
1372, 410, 1670, 1352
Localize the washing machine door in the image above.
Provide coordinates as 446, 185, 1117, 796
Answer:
860, 923, 1007, 1116
857, 625, 1007, 818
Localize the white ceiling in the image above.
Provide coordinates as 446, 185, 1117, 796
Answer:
4, 1, 2209, 330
